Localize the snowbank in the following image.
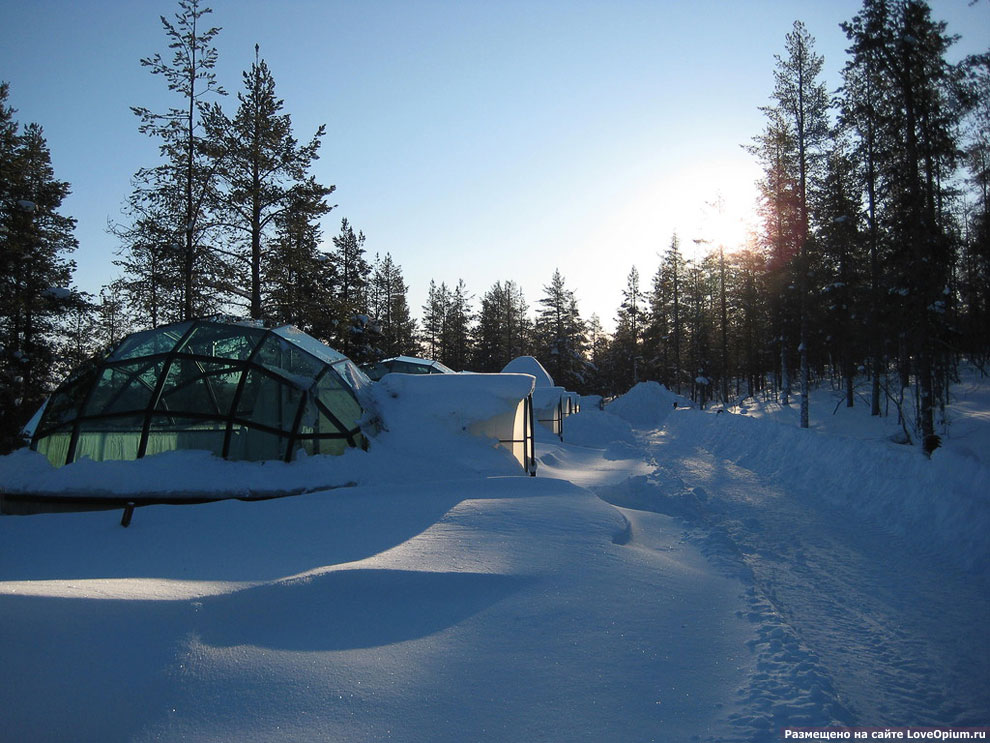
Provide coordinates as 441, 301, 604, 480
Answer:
0, 447, 367, 500
606, 381, 684, 430
663, 408, 990, 576
0, 372, 538, 501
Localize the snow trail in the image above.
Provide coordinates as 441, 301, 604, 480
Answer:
591, 413, 990, 737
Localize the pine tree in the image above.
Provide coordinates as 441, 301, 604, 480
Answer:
0, 84, 80, 451
124, 0, 226, 321
960, 53, 990, 363
730, 246, 770, 398
204, 46, 333, 319
749, 106, 802, 405
770, 20, 831, 428
612, 266, 645, 391
649, 234, 687, 393
534, 269, 587, 390
842, 0, 970, 443
813, 144, 868, 408
840, 0, 890, 415
585, 313, 611, 395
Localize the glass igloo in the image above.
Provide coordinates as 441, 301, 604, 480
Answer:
30, 318, 369, 466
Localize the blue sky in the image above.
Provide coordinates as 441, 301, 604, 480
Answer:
1, 0, 985, 329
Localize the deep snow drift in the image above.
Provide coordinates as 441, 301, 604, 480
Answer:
1, 372, 988, 742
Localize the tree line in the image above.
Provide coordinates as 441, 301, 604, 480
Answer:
2, 0, 988, 454
610, 2, 989, 448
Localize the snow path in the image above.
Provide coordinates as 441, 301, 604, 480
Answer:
590, 417, 990, 737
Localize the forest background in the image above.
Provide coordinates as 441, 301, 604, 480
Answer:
1, 0, 988, 454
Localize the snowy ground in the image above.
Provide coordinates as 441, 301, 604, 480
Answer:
1, 373, 988, 742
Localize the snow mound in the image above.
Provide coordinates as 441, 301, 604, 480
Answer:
560, 409, 636, 448
501, 356, 554, 387
606, 381, 683, 430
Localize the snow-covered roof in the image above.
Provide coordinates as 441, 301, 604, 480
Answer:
501, 356, 554, 387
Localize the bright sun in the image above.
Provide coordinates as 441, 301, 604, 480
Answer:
675, 158, 762, 260
587, 156, 762, 266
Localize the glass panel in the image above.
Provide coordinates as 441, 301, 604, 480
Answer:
236, 370, 303, 433
156, 358, 243, 417
72, 417, 145, 462
22, 398, 48, 439
83, 360, 164, 416
177, 322, 265, 361
363, 362, 388, 381
297, 400, 342, 437
392, 360, 429, 374
253, 334, 324, 385
107, 323, 190, 361
271, 325, 348, 365
33, 427, 73, 467
331, 359, 371, 391
315, 372, 362, 428
36, 367, 98, 432
145, 416, 227, 458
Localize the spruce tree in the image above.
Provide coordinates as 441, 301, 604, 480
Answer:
327, 218, 371, 357
370, 254, 418, 359
730, 246, 770, 398
371, 253, 419, 357
585, 313, 612, 396
651, 234, 687, 393
612, 266, 645, 390
204, 46, 333, 319
263, 193, 334, 333
420, 279, 449, 362
0, 84, 80, 451
443, 279, 474, 370
685, 257, 715, 407
473, 280, 531, 372
534, 269, 587, 390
